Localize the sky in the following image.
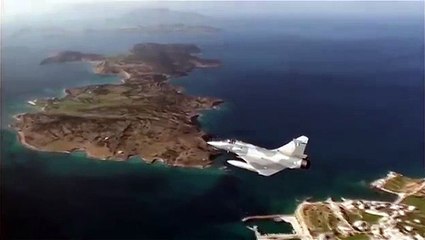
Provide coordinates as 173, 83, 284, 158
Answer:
2, 0, 123, 18
2, 0, 423, 22
2, 0, 157, 20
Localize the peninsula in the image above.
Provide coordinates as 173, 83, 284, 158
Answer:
40, 51, 104, 64
11, 43, 223, 168
243, 172, 425, 240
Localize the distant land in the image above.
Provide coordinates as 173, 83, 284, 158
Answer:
116, 7, 210, 25
40, 51, 104, 65
243, 172, 425, 240
11, 43, 223, 168
8, 7, 217, 38
10, 24, 221, 39
100, 24, 221, 34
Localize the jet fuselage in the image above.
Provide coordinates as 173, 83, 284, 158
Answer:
208, 137, 310, 176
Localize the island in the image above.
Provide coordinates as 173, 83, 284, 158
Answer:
11, 43, 223, 168
40, 51, 104, 65
115, 24, 221, 34
243, 172, 425, 240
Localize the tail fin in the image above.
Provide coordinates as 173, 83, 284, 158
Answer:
276, 136, 309, 158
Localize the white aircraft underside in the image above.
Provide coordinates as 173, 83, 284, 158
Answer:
208, 136, 310, 176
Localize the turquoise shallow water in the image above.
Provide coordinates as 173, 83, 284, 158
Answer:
2, 3, 425, 238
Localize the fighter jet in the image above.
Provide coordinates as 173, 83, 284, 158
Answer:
207, 136, 310, 176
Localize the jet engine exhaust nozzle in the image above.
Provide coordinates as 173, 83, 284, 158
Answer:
300, 158, 311, 169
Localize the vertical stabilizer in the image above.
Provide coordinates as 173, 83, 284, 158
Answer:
276, 136, 308, 158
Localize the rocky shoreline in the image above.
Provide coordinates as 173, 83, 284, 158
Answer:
11, 43, 224, 168
243, 172, 425, 240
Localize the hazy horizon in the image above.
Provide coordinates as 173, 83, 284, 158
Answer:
3, 0, 423, 24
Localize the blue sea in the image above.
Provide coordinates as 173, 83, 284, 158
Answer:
1, 2, 424, 239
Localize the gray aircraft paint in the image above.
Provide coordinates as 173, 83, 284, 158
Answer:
208, 136, 310, 176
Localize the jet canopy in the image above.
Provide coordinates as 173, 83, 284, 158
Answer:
225, 139, 237, 144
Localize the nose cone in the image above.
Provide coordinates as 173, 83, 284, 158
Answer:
207, 141, 227, 148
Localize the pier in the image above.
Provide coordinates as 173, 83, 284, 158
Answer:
242, 214, 311, 240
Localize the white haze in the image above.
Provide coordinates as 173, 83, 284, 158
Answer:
2, 0, 423, 25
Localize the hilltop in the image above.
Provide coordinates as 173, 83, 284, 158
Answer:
12, 43, 223, 167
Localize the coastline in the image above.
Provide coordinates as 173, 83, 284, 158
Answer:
12, 44, 225, 167
16, 129, 113, 160
17, 131, 44, 153
243, 173, 425, 240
